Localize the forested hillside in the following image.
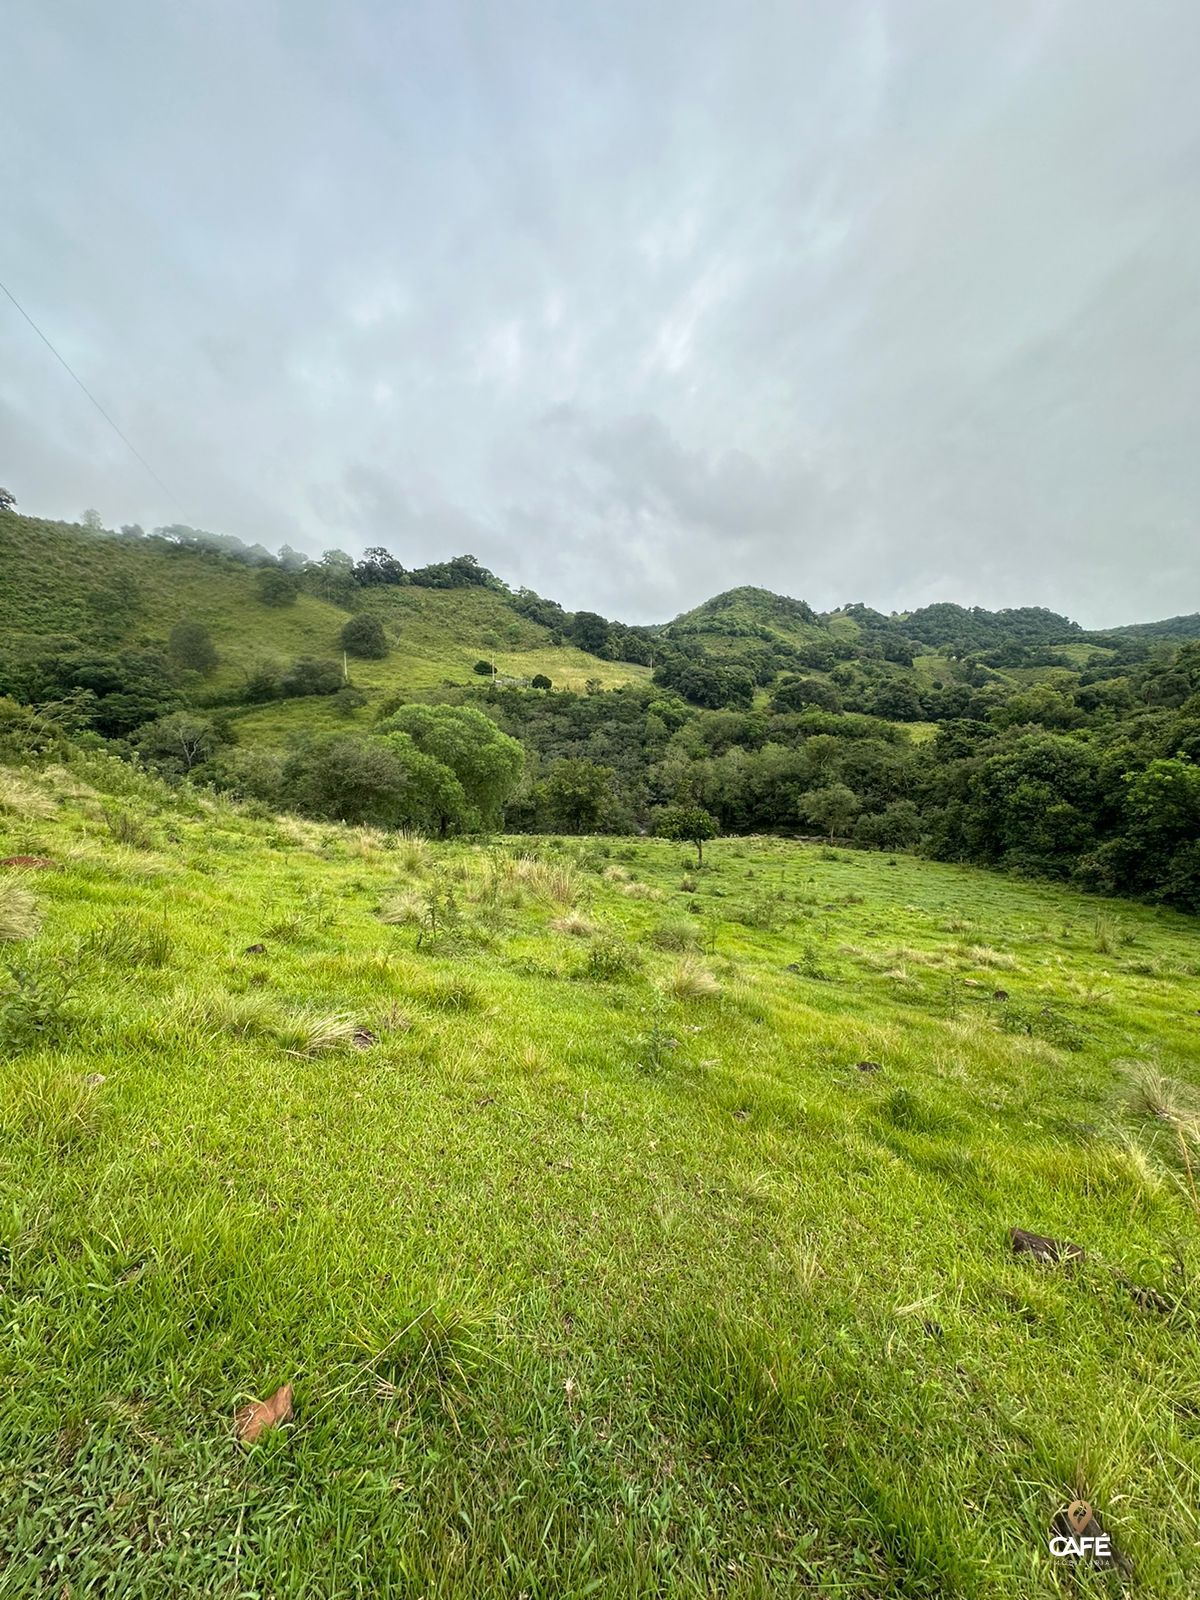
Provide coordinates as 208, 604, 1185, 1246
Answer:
2, 508, 1199, 909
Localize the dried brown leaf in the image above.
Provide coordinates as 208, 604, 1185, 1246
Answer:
234, 1382, 293, 1443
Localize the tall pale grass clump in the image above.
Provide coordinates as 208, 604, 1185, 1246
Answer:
962, 944, 1019, 971
278, 1011, 363, 1056
0, 878, 41, 942
665, 958, 720, 1001
550, 911, 594, 937
649, 917, 701, 952
1129, 1068, 1200, 1220
394, 830, 431, 873
0, 771, 55, 819
621, 881, 664, 902
509, 856, 579, 906
379, 891, 426, 927
347, 825, 390, 859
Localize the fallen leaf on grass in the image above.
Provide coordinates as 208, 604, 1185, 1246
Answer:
234, 1382, 293, 1443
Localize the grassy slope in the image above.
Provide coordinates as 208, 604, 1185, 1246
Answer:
0, 514, 648, 710
1, 758, 1198, 1597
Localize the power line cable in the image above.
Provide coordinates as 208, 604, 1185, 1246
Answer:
0, 275, 181, 509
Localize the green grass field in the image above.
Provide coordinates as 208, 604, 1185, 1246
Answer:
1, 756, 1198, 1597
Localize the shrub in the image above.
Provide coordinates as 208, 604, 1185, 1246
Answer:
0, 961, 73, 1055
103, 810, 153, 848
341, 614, 388, 659
530, 674, 552, 690
333, 685, 368, 717
997, 1002, 1086, 1051
580, 936, 642, 982
473, 659, 495, 676
280, 657, 344, 697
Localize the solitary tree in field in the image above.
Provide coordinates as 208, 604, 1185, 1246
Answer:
656, 803, 718, 864
800, 783, 860, 841
168, 620, 219, 676
340, 613, 388, 659
256, 566, 299, 606
0, 487, 16, 513
530, 674, 552, 690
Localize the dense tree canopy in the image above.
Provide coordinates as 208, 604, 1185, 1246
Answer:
340, 614, 388, 659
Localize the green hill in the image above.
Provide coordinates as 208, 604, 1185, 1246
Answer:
1109, 612, 1200, 642
0, 514, 649, 717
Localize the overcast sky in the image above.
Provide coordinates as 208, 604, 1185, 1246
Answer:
3, 2, 1198, 626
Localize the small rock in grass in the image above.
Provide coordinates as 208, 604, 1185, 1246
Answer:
1010, 1226, 1084, 1265
243, 943, 267, 955
352, 1027, 376, 1049
856, 1060, 881, 1073
1126, 1282, 1172, 1316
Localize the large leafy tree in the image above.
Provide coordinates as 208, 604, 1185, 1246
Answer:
540, 759, 614, 832
167, 620, 218, 676
340, 614, 388, 659
799, 782, 861, 840
379, 704, 522, 827
281, 733, 467, 830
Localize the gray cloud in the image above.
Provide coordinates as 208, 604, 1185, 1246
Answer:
2, 0, 1198, 625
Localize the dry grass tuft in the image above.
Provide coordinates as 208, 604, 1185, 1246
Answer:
379, 891, 426, 926
347, 825, 390, 859
0, 770, 55, 819
962, 944, 1019, 971
665, 958, 721, 1001
621, 881, 664, 902
602, 864, 630, 883
551, 912, 595, 937
279, 1011, 363, 1056
509, 857, 579, 906
0, 878, 41, 942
